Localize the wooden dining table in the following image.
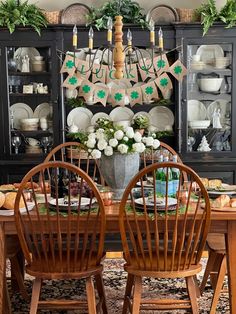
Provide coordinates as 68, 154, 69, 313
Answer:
0, 203, 236, 313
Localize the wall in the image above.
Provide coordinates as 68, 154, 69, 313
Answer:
27, 0, 226, 12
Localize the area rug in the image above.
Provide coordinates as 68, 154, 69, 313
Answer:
7, 258, 229, 313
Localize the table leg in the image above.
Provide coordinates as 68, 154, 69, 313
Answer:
226, 221, 236, 314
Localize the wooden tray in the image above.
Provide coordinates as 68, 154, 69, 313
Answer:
61, 3, 91, 25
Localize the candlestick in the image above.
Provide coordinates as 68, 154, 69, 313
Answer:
107, 17, 113, 44
127, 29, 132, 53
73, 25, 77, 48
158, 27, 164, 51
88, 26, 94, 50
149, 18, 155, 46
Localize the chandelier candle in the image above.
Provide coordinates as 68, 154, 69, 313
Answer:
88, 27, 94, 50
149, 18, 155, 46
107, 17, 113, 44
158, 27, 164, 51
73, 25, 77, 49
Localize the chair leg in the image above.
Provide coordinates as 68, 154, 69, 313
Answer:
210, 255, 227, 314
94, 272, 108, 314
30, 278, 42, 314
131, 276, 142, 314
200, 250, 217, 295
9, 255, 29, 300
86, 276, 96, 314
122, 273, 134, 314
186, 276, 199, 314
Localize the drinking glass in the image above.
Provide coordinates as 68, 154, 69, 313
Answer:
41, 136, 52, 153
12, 136, 21, 154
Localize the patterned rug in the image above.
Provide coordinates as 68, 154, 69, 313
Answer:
8, 258, 229, 313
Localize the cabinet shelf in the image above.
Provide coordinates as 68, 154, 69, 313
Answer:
8, 71, 50, 76
9, 93, 51, 97
189, 68, 231, 75
11, 130, 53, 137
188, 92, 231, 102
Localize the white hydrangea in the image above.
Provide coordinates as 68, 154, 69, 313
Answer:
91, 149, 101, 159
123, 136, 129, 142
145, 136, 154, 147
97, 139, 108, 151
88, 133, 96, 140
104, 146, 113, 156
96, 128, 105, 140
87, 126, 95, 133
114, 130, 124, 140
153, 139, 160, 149
109, 138, 118, 147
142, 136, 147, 143
139, 142, 146, 153
133, 132, 142, 142
118, 144, 128, 154
126, 127, 134, 138
86, 139, 96, 149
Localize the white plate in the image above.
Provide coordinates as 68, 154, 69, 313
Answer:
135, 197, 177, 209
208, 190, 236, 196
149, 106, 174, 131
109, 107, 134, 122
0, 202, 34, 216
49, 197, 95, 209
91, 112, 110, 125
10, 103, 34, 129
187, 100, 207, 121
67, 107, 93, 130
196, 45, 224, 65
14, 47, 40, 71
207, 99, 231, 124
33, 102, 51, 119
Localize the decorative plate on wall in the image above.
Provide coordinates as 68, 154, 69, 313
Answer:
61, 3, 91, 25
146, 5, 179, 24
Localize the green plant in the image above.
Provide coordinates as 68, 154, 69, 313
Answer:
67, 97, 85, 108
196, 0, 236, 35
86, 0, 148, 30
132, 114, 149, 129
0, 0, 47, 35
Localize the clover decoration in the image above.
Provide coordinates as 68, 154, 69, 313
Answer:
160, 78, 168, 87
174, 65, 182, 75
131, 91, 139, 100
145, 86, 154, 95
114, 93, 123, 101
82, 85, 91, 93
68, 76, 78, 85
97, 90, 106, 99
157, 59, 166, 68
66, 60, 75, 69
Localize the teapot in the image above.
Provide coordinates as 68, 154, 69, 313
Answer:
25, 137, 40, 146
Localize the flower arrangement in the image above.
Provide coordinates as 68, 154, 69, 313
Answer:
78, 117, 160, 159
131, 114, 150, 130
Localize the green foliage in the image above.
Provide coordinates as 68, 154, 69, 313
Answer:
0, 0, 47, 35
86, 0, 148, 30
67, 97, 85, 108
132, 114, 149, 129
196, 0, 236, 35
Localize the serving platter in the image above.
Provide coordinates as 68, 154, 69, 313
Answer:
135, 196, 177, 210
149, 106, 174, 131
49, 197, 95, 210
0, 202, 34, 216
146, 5, 179, 24
207, 99, 231, 124
187, 100, 207, 121
67, 107, 93, 130
109, 107, 134, 122
33, 102, 51, 119
61, 3, 91, 25
10, 103, 34, 129
196, 45, 224, 65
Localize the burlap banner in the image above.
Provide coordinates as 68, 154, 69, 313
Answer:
60, 54, 79, 76
153, 54, 170, 76
62, 73, 83, 89
92, 63, 107, 84
126, 86, 143, 107
141, 81, 159, 103
169, 60, 187, 81
138, 59, 156, 82
79, 80, 94, 101
93, 85, 109, 107
154, 73, 173, 97
109, 88, 126, 107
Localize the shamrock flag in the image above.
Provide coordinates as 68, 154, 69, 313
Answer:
75, 59, 91, 80
62, 73, 83, 90
169, 59, 187, 81
79, 80, 94, 102
126, 86, 143, 107
60, 54, 79, 76
92, 63, 107, 84
141, 81, 159, 104
123, 63, 139, 83
93, 85, 109, 107
109, 88, 126, 107
154, 73, 173, 98
153, 54, 170, 76
138, 59, 156, 82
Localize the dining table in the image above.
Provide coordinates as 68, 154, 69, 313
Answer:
0, 203, 236, 313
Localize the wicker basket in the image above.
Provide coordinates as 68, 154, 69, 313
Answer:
44, 11, 61, 24
176, 8, 200, 23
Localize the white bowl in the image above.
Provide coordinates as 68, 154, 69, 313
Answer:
189, 120, 210, 129
198, 78, 223, 92
21, 118, 39, 124
34, 56, 43, 61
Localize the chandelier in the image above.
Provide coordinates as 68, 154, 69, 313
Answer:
71, 0, 164, 79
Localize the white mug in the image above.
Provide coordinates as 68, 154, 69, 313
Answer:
26, 137, 40, 146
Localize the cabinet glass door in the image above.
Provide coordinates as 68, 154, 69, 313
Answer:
7, 46, 54, 156
186, 43, 231, 153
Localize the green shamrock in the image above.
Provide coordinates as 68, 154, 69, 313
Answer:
157, 59, 166, 68
114, 93, 123, 101
97, 90, 106, 99
82, 85, 91, 93
160, 78, 168, 87
174, 65, 182, 75
131, 91, 139, 99
66, 60, 74, 69
68, 76, 78, 85
145, 86, 153, 95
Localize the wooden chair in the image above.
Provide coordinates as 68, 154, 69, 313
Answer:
200, 234, 227, 314
44, 142, 104, 184
14, 161, 107, 314
119, 162, 211, 313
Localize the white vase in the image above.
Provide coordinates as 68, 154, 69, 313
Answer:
99, 152, 140, 199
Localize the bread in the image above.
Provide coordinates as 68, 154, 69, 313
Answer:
209, 179, 222, 189
231, 198, 236, 208
14, 181, 39, 190
3, 192, 25, 210
0, 192, 5, 208
0, 184, 15, 191
200, 178, 209, 188
211, 195, 230, 208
